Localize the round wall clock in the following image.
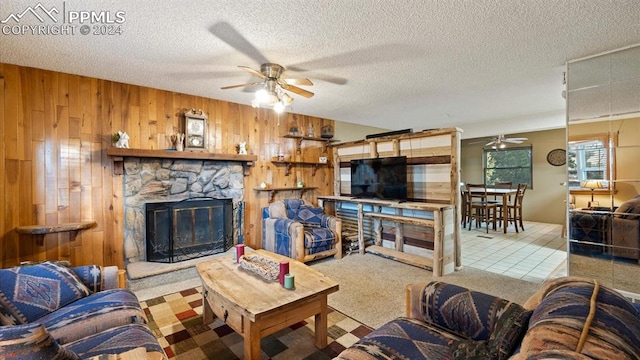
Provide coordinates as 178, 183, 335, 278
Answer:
547, 148, 566, 166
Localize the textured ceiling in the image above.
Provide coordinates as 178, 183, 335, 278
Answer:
2, 0, 640, 138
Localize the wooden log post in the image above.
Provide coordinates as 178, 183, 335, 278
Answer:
395, 208, 403, 252
357, 203, 365, 254
373, 205, 382, 246
433, 209, 442, 277
373, 218, 382, 246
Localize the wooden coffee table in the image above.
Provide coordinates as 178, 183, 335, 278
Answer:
196, 249, 339, 360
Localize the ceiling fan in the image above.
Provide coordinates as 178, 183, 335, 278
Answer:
221, 63, 314, 112
485, 134, 528, 148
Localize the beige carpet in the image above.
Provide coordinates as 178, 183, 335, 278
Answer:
309, 253, 542, 329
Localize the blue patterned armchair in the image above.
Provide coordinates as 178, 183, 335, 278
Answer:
262, 198, 342, 263
0, 261, 166, 359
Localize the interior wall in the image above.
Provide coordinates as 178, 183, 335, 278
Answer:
461, 128, 567, 224
0, 63, 342, 269
334, 121, 389, 142
567, 118, 640, 207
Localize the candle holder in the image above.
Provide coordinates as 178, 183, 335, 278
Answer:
279, 261, 289, 286
235, 244, 245, 263
284, 274, 295, 289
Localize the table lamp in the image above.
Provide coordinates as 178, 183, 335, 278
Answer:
581, 180, 604, 206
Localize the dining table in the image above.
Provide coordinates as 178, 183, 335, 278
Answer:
466, 187, 519, 233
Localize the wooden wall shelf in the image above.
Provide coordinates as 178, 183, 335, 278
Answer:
254, 186, 318, 203
106, 148, 257, 175
282, 134, 338, 154
15, 221, 96, 246
271, 160, 329, 176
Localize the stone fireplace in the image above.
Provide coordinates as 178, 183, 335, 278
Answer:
122, 157, 245, 265
145, 198, 233, 263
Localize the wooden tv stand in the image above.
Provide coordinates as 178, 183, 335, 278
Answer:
318, 196, 456, 276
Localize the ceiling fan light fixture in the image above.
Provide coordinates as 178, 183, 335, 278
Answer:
223, 63, 314, 112
266, 93, 280, 105
273, 101, 285, 113
281, 93, 294, 106
255, 89, 279, 105
255, 89, 268, 103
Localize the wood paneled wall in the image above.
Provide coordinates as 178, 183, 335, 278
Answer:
0, 63, 336, 269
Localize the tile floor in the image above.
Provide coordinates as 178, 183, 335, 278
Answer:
461, 220, 568, 283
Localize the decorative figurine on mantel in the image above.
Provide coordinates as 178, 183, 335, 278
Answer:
113, 131, 129, 148
175, 133, 185, 151
237, 142, 248, 155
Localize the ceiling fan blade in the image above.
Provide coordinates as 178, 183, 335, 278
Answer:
282, 78, 313, 86
221, 82, 262, 90
503, 140, 524, 143
209, 22, 268, 64
505, 137, 528, 141
485, 141, 496, 146
287, 44, 417, 71
281, 84, 314, 98
284, 68, 347, 85
238, 66, 266, 79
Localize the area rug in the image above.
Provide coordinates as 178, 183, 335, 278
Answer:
310, 253, 542, 329
140, 286, 373, 359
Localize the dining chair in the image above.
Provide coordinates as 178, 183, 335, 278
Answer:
492, 181, 513, 203
499, 183, 527, 232
465, 183, 498, 233
460, 187, 469, 226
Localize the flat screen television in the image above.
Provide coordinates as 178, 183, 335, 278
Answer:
350, 156, 408, 201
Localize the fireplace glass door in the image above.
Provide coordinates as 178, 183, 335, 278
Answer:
146, 198, 233, 263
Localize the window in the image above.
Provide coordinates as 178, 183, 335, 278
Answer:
567, 134, 612, 190
483, 146, 532, 188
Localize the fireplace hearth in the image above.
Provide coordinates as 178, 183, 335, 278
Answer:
145, 198, 233, 263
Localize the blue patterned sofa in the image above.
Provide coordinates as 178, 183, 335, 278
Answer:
0, 261, 166, 359
569, 209, 612, 256
336, 277, 640, 359
570, 201, 640, 261
262, 198, 342, 263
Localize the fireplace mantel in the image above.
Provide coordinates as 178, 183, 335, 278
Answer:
106, 147, 257, 176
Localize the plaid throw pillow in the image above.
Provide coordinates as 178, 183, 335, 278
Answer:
488, 303, 532, 359
451, 339, 492, 359
451, 303, 532, 360
0, 261, 91, 324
